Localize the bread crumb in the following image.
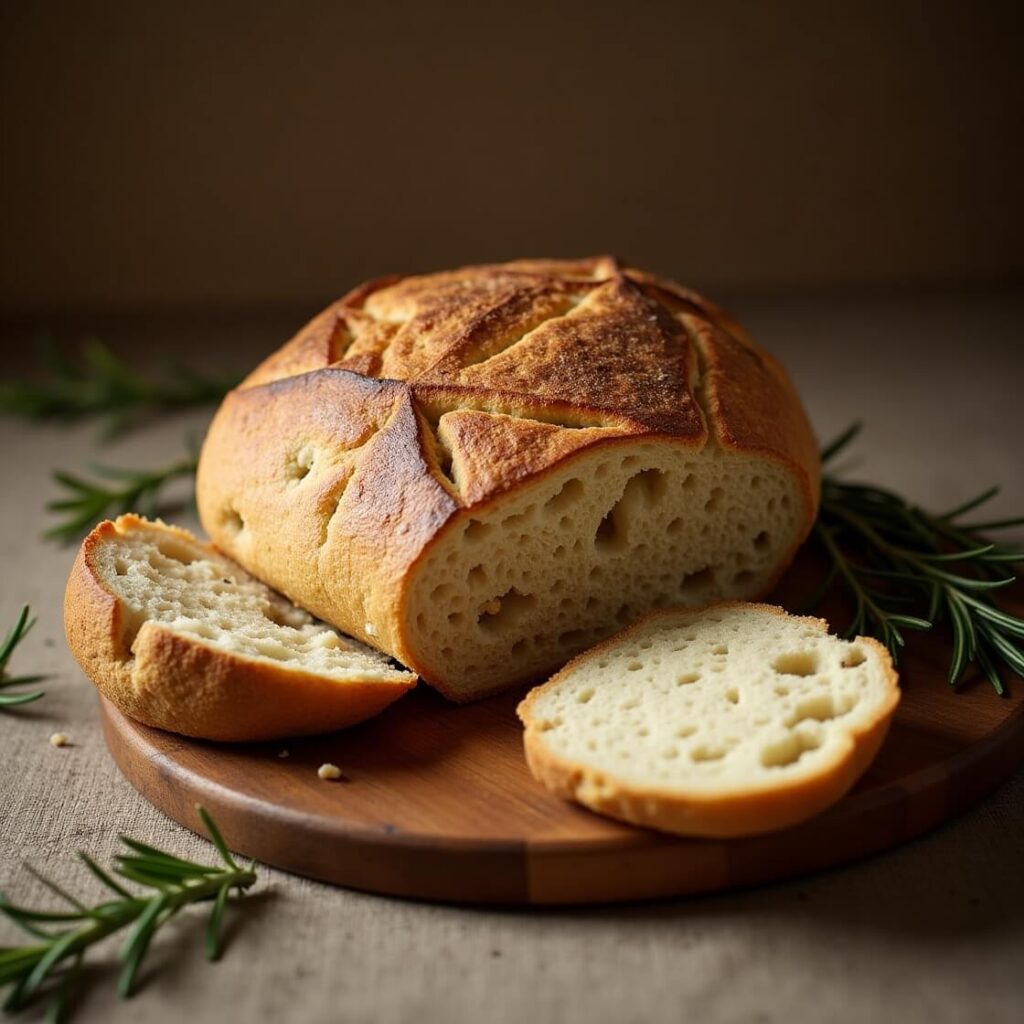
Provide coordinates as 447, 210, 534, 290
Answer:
278, 749, 289, 758
318, 762, 342, 780
49, 732, 69, 747
364, 622, 377, 637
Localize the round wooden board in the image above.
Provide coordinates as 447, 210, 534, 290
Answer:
99, 553, 1024, 906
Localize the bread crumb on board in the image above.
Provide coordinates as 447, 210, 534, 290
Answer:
318, 763, 343, 781
278, 749, 290, 758
49, 732, 69, 747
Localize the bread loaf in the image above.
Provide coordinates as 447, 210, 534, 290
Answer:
197, 257, 820, 700
64, 516, 415, 740
518, 604, 899, 837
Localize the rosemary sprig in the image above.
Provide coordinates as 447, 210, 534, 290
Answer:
0, 338, 239, 437
46, 451, 199, 543
0, 807, 256, 1021
0, 606, 46, 708
812, 423, 1024, 694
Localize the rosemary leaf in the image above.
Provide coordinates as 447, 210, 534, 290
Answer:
0, 606, 46, 708
809, 424, 1024, 694
0, 807, 257, 1019
0, 338, 239, 437
45, 453, 198, 543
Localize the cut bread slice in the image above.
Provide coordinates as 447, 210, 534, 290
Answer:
65, 515, 416, 741
517, 603, 899, 837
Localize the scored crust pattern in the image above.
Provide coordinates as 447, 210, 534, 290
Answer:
197, 257, 819, 690
237, 256, 811, 504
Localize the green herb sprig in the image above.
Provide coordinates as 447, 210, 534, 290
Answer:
812, 424, 1024, 694
0, 606, 46, 708
0, 807, 256, 1021
46, 451, 199, 543
0, 339, 238, 437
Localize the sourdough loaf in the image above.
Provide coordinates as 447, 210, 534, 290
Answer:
518, 604, 899, 837
64, 516, 415, 740
197, 257, 820, 700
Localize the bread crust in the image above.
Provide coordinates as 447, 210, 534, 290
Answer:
517, 603, 900, 838
64, 517, 415, 742
197, 258, 821, 694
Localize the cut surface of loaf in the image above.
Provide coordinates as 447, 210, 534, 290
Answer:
64, 515, 415, 741
197, 257, 820, 700
518, 604, 899, 837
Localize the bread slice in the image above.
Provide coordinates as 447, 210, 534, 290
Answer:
517, 603, 899, 837
64, 515, 416, 741
197, 257, 820, 701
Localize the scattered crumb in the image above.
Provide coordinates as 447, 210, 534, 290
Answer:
278, 749, 290, 758
364, 622, 378, 637
318, 763, 342, 781
49, 732, 69, 747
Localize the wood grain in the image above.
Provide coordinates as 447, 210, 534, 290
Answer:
99, 550, 1024, 905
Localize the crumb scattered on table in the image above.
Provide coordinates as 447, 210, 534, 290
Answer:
278, 749, 290, 758
318, 762, 342, 780
49, 732, 69, 747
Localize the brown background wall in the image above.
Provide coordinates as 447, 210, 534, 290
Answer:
1, 0, 1020, 313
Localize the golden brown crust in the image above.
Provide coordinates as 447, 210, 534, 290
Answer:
63, 518, 415, 742
517, 603, 900, 838
197, 258, 821, 692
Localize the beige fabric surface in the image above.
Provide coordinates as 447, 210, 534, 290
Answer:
1, 290, 1022, 1023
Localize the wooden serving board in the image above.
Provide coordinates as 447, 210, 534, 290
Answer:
100, 552, 1024, 905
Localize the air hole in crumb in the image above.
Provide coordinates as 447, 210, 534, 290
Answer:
761, 730, 822, 768
465, 520, 493, 543
577, 688, 594, 704
477, 589, 536, 632
559, 629, 588, 647
726, 686, 739, 704
155, 538, 199, 564
676, 672, 700, 686
667, 518, 683, 534
704, 487, 724, 512
676, 724, 697, 738
842, 647, 867, 668
114, 558, 129, 576
753, 530, 770, 552
467, 565, 487, 588
712, 644, 728, 655
547, 478, 584, 512
616, 605, 633, 624
691, 745, 727, 763
681, 474, 695, 490
680, 566, 715, 596
786, 694, 836, 726
626, 662, 642, 672
773, 651, 819, 677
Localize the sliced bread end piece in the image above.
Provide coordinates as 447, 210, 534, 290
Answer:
65, 515, 416, 741
517, 603, 898, 838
